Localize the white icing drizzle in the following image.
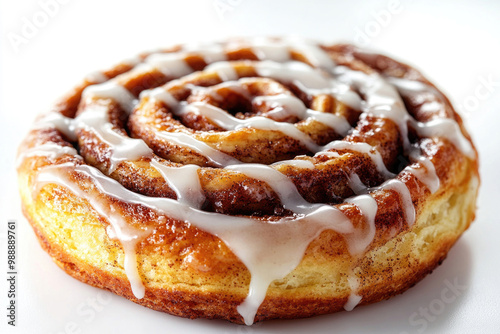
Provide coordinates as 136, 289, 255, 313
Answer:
293, 43, 335, 69
141, 49, 474, 168
36, 165, 150, 299
154, 130, 241, 167
82, 81, 136, 114
305, 108, 352, 136
322, 141, 395, 179
406, 149, 440, 194
378, 179, 416, 226
121, 55, 142, 67
206, 62, 239, 81
344, 276, 362, 311
242, 37, 335, 68
335, 67, 412, 150
35, 112, 77, 141
150, 160, 204, 209
145, 53, 193, 78
252, 60, 360, 109
82, 39, 472, 168
294, 79, 363, 110
413, 119, 474, 158
272, 159, 315, 169
182, 42, 227, 63
27, 39, 477, 325
253, 94, 308, 119
343, 178, 377, 313
207, 60, 331, 90
347, 173, 368, 195
316, 151, 341, 159
16, 143, 79, 168
121, 241, 147, 299
75, 106, 153, 173
251, 43, 291, 62
226, 164, 352, 221
142, 87, 180, 110
345, 194, 378, 255
207, 80, 253, 101
225, 163, 377, 254
256, 60, 330, 89
390, 77, 475, 159
36, 109, 153, 173
254, 94, 351, 136
85, 71, 108, 83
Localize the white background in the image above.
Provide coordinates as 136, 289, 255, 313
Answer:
1, 0, 500, 333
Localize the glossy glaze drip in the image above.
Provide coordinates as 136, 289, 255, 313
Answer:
344, 276, 362, 311
36, 164, 151, 299
322, 141, 395, 179
253, 93, 351, 135
75, 107, 153, 172
145, 87, 180, 109
414, 119, 474, 158
406, 149, 440, 194
85, 70, 108, 83
244, 37, 335, 68
272, 159, 315, 169
378, 179, 416, 226
182, 42, 227, 63
347, 173, 368, 195
150, 160, 204, 209
390, 77, 475, 158
341, 194, 378, 312
35, 111, 77, 141
213, 62, 239, 81
154, 130, 241, 167
83, 81, 136, 113
345, 194, 378, 254
16, 143, 79, 168
251, 43, 290, 62
145, 53, 194, 78
36, 109, 154, 173
334, 67, 412, 151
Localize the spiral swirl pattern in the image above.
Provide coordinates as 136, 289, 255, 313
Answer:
18, 38, 478, 324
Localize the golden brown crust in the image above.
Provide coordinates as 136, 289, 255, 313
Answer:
17, 40, 479, 324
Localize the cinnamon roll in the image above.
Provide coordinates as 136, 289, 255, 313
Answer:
17, 38, 479, 325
